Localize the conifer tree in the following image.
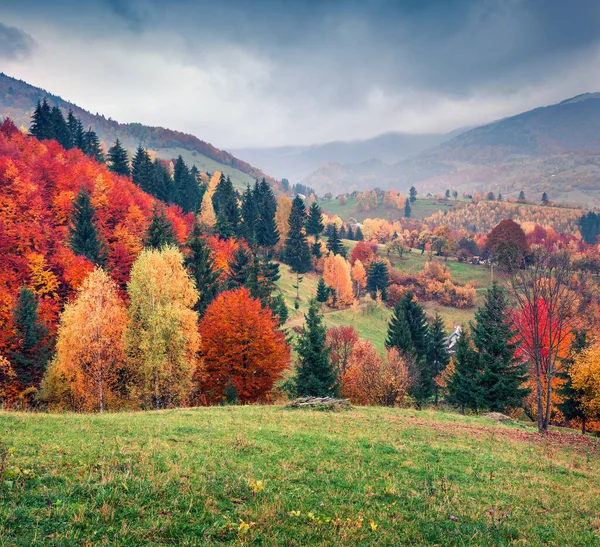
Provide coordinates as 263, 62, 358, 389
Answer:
326, 224, 343, 255
67, 110, 84, 148
255, 178, 279, 248
404, 199, 412, 218
153, 158, 175, 203
239, 184, 258, 245
68, 188, 106, 265
401, 292, 429, 360
518, 190, 526, 202
472, 282, 529, 412
347, 225, 354, 240
541, 192, 549, 205
409, 186, 417, 203
295, 300, 336, 396
50, 106, 72, 149
284, 196, 312, 275
29, 99, 53, 141
184, 221, 220, 317
446, 328, 481, 413
386, 304, 414, 355
306, 202, 324, 241
83, 129, 105, 162
131, 146, 154, 194
427, 314, 450, 405
366, 261, 390, 300
108, 138, 130, 177
9, 287, 50, 388
316, 278, 329, 303
355, 226, 364, 241
212, 175, 240, 235
144, 205, 178, 249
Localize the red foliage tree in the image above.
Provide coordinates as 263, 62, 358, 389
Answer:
350, 241, 377, 266
196, 288, 290, 404
326, 326, 359, 377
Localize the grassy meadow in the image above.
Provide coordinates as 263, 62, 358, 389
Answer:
2, 406, 599, 546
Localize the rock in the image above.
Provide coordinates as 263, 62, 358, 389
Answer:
286, 397, 352, 411
484, 412, 514, 423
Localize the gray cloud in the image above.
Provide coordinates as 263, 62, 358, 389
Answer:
0, 22, 36, 61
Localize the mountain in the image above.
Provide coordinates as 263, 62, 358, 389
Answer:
232, 130, 463, 183
303, 94, 600, 206
0, 73, 273, 189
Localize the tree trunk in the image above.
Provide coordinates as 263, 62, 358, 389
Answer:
582, 416, 586, 436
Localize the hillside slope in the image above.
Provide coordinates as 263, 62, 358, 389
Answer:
303, 94, 600, 205
0, 73, 272, 188
2, 406, 598, 546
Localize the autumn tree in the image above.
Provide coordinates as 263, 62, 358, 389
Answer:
41, 269, 128, 411
196, 288, 289, 404
351, 259, 367, 297
275, 194, 292, 252
9, 287, 50, 389
125, 247, 200, 409
69, 188, 106, 266
199, 189, 217, 229
295, 300, 336, 396
326, 326, 358, 378
570, 341, 600, 431
485, 219, 529, 270
323, 253, 354, 306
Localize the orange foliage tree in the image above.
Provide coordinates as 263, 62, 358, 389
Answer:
323, 253, 354, 306
196, 287, 289, 404
326, 326, 359, 378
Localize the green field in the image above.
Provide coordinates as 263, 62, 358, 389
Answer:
320, 197, 462, 222
2, 406, 598, 546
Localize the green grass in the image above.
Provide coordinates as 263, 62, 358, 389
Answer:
2, 406, 599, 546
320, 197, 463, 222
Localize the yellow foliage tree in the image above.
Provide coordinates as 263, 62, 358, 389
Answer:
323, 253, 354, 306
125, 246, 200, 409
41, 268, 128, 411
275, 194, 292, 252
351, 259, 367, 297
571, 342, 600, 419
27, 253, 60, 298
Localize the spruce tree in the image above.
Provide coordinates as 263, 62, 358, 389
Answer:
29, 99, 53, 141
306, 202, 324, 241
326, 224, 343, 255
239, 184, 258, 245
347, 225, 354, 240
409, 186, 417, 203
50, 106, 72, 149
132, 146, 154, 194
212, 175, 240, 235
184, 222, 220, 317
144, 205, 178, 249
67, 110, 83, 148
400, 292, 429, 361
68, 188, 106, 265
404, 199, 412, 218
446, 328, 481, 413
472, 282, 529, 412
255, 178, 279, 248
386, 304, 414, 354
295, 300, 336, 396
108, 138, 130, 177
355, 226, 364, 241
427, 314, 450, 405
9, 286, 50, 388
284, 196, 312, 274
316, 278, 329, 303
518, 190, 525, 202
541, 192, 549, 205
366, 261, 390, 300
83, 129, 105, 162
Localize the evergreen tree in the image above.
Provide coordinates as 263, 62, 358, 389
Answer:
239, 184, 259, 245
212, 175, 240, 234
446, 328, 481, 413
386, 304, 414, 354
284, 196, 312, 274
9, 286, 50, 388
67, 110, 84, 149
228, 246, 254, 290
184, 221, 220, 317
557, 329, 589, 434
427, 314, 450, 405
346, 225, 354, 240
578, 211, 600, 245
152, 158, 175, 203
409, 186, 417, 203
107, 139, 130, 177
173, 156, 202, 213
326, 224, 343, 255
404, 199, 412, 218
295, 300, 336, 396
68, 188, 106, 265
255, 178, 279, 248
132, 146, 154, 193
144, 205, 178, 249
518, 190, 526, 201
50, 106, 72, 149
306, 202, 324, 241
541, 192, 549, 205
366, 261, 390, 300
339, 225, 347, 239
355, 226, 364, 241
29, 99, 53, 141
316, 278, 329, 303
472, 282, 529, 412
83, 129, 104, 162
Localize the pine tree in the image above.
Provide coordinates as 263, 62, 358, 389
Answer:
446, 328, 481, 413
255, 178, 279, 248
212, 175, 240, 235
557, 329, 589, 434
285, 196, 312, 274
239, 184, 258, 245
29, 99, 53, 141
184, 221, 220, 317
68, 188, 106, 265
67, 110, 84, 149
355, 226, 364, 241
50, 106, 72, 149
518, 190, 525, 202
541, 192, 549, 205
132, 146, 154, 193
153, 159, 175, 203
9, 286, 50, 388
108, 138, 130, 177
295, 300, 336, 396
173, 156, 203, 214
326, 224, 343, 255
346, 225, 354, 240
472, 282, 529, 412
83, 129, 105, 162
427, 314, 450, 405
306, 202, 324, 241
386, 304, 414, 355
366, 261, 390, 300
404, 199, 412, 218
227, 246, 254, 290
409, 186, 417, 203
144, 205, 178, 249
316, 278, 329, 303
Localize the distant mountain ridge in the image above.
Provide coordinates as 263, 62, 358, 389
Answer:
0, 72, 273, 187
302, 93, 600, 206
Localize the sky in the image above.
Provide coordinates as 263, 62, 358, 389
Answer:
2, 0, 600, 148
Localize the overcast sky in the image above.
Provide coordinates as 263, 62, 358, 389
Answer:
2, 0, 600, 148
